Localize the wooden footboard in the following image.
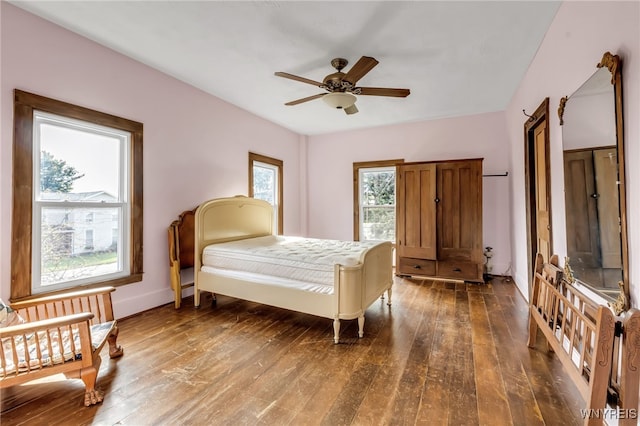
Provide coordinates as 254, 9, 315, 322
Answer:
528, 254, 616, 425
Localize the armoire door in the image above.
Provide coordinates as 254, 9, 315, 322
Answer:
396, 163, 437, 260
436, 160, 482, 263
564, 150, 600, 268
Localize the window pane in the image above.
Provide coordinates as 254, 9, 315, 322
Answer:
32, 111, 131, 292
362, 206, 396, 241
40, 206, 122, 286
360, 168, 396, 242
253, 165, 276, 205
361, 170, 395, 206
37, 117, 122, 200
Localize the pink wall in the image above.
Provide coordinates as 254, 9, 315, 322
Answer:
2, 1, 638, 317
0, 4, 302, 317
506, 1, 640, 306
307, 112, 513, 276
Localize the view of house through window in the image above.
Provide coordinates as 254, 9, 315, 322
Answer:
33, 111, 130, 293
249, 152, 283, 234
358, 166, 397, 242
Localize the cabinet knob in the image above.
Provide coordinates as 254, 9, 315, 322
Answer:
413, 265, 421, 269
434, 197, 440, 203
453, 268, 462, 272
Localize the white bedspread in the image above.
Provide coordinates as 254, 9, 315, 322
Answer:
202, 235, 382, 287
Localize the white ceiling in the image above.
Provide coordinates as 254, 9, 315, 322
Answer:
11, 1, 561, 135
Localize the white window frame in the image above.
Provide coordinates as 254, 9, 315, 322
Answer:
253, 160, 279, 231
31, 111, 132, 294
249, 152, 283, 235
358, 166, 397, 242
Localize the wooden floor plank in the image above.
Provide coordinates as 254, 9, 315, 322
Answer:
447, 289, 479, 426
468, 291, 513, 426
0, 276, 586, 426
415, 284, 456, 424
483, 292, 547, 425
390, 279, 441, 424
350, 278, 426, 425
494, 291, 583, 426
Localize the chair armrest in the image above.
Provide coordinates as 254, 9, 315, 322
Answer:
0, 312, 94, 339
10, 287, 116, 325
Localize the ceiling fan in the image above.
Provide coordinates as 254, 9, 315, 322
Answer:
274, 56, 410, 115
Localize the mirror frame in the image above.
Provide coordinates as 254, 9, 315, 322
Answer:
558, 52, 630, 314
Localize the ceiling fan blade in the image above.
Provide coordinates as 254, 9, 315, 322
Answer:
344, 104, 359, 115
358, 87, 410, 97
284, 93, 325, 106
344, 56, 379, 85
275, 72, 324, 87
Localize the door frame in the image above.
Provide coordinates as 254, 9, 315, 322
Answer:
523, 98, 552, 291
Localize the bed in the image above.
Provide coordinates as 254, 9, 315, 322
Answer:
193, 196, 393, 343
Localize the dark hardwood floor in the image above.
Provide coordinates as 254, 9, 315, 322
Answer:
1, 276, 584, 425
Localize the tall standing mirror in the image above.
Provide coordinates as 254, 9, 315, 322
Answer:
559, 52, 629, 314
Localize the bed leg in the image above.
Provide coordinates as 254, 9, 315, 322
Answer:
386, 287, 392, 306
358, 315, 365, 338
333, 319, 340, 344
194, 289, 200, 308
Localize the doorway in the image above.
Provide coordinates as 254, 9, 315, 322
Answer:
524, 98, 552, 290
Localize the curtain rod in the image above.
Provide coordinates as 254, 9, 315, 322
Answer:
482, 172, 509, 177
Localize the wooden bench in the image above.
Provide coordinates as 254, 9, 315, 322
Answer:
0, 287, 123, 406
168, 208, 196, 309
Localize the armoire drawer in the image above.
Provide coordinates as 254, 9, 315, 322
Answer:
397, 257, 436, 275
436, 261, 480, 281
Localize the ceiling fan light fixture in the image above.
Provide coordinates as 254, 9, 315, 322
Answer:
322, 92, 357, 109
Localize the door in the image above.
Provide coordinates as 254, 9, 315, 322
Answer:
524, 98, 552, 284
396, 163, 437, 260
534, 121, 552, 262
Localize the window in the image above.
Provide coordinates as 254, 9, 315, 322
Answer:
85, 230, 94, 251
12, 90, 143, 299
353, 160, 403, 242
249, 152, 283, 234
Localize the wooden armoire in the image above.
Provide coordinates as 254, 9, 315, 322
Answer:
396, 158, 483, 282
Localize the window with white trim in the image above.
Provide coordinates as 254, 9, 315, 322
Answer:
353, 160, 402, 242
33, 112, 130, 293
